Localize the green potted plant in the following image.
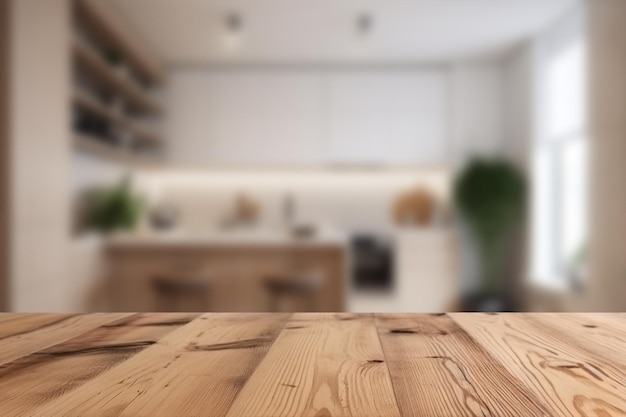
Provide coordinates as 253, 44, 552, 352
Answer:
453, 157, 527, 311
82, 177, 144, 234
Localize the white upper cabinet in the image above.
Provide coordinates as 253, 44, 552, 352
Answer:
167, 69, 448, 166
326, 70, 448, 165
168, 70, 325, 166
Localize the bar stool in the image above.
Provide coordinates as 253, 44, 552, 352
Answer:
263, 272, 323, 312
151, 274, 212, 312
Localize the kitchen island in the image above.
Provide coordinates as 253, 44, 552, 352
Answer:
106, 230, 349, 312
0, 313, 624, 416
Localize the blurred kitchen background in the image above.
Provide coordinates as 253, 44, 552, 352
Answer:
1, 0, 622, 313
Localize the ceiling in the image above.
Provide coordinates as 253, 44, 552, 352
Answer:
111, 0, 578, 65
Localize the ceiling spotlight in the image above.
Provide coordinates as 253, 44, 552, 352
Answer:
222, 12, 243, 49
226, 12, 243, 33
357, 13, 373, 35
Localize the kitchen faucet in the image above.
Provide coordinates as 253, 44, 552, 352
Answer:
283, 192, 295, 226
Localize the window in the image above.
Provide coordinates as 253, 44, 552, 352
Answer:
531, 35, 588, 289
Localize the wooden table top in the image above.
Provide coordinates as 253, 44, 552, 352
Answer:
0, 313, 624, 417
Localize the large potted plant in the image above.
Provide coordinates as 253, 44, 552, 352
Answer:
454, 157, 526, 311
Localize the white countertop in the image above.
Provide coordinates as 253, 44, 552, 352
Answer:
106, 227, 350, 249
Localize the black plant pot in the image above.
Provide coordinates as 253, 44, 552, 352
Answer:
460, 292, 515, 312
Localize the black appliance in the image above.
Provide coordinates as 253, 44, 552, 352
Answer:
351, 234, 394, 290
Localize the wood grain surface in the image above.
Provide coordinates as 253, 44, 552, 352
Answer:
0, 313, 624, 417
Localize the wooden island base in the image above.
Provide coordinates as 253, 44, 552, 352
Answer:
0, 313, 624, 416
107, 245, 347, 312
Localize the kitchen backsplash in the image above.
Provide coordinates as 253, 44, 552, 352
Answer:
135, 169, 452, 234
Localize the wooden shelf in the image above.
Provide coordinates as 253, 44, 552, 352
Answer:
73, 36, 163, 116
76, 0, 165, 86
72, 0, 166, 167
74, 133, 159, 167
73, 88, 163, 146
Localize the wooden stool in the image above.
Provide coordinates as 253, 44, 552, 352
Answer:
264, 273, 323, 312
151, 275, 212, 312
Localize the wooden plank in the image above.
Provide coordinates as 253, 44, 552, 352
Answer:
0, 313, 624, 416
0, 313, 66, 324
0, 314, 75, 339
103, 312, 201, 328
0, 313, 198, 417
450, 313, 626, 417
49, 313, 200, 352
28, 313, 289, 417
375, 313, 553, 417
73, 36, 163, 116
570, 312, 626, 330
225, 313, 401, 417
528, 313, 626, 364
0, 313, 132, 366
0, 313, 23, 323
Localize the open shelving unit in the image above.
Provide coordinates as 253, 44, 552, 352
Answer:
71, 0, 166, 165
73, 133, 158, 167
73, 88, 163, 146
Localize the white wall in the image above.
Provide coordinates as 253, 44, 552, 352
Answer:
68, 152, 131, 311
10, 0, 134, 312
502, 44, 534, 166
501, 44, 535, 301
10, 0, 72, 312
448, 61, 506, 167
